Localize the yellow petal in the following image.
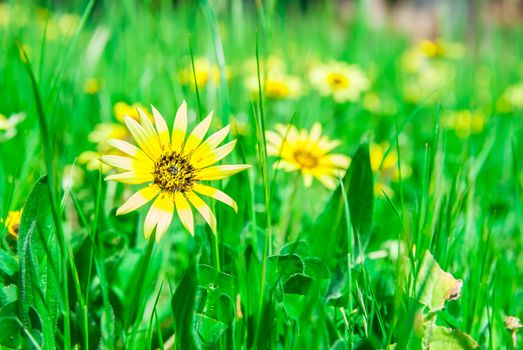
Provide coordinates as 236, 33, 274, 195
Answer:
144, 194, 174, 240
319, 154, 351, 169
193, 183, 238, 212
151, 105, 170, 149
183, 112, 213, 154
196, 164, 250, 181
174, 192, 194, 235
116, 185, 159, 215
191, 125, 230, 160
106, 139, 141, 157
138, 107, 159, 141
193, 140, 236, 168
123, 116, 162, 159
186, 191, 217, 234
309, 122, 322, 142
105, 171, 153, 184
100, 155, 134, 171
303, 174, 313, 187
316, 174, 337, 189
172, 101, 188, 152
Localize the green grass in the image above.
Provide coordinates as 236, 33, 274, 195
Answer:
0, 0, 522, 349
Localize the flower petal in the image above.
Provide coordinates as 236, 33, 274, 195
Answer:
174, 192, 194, 235
186, 191, 217, 234
105, 171, 153, 184
172, 101, 188, 152
193, 140, 236, 168
123, 116, 162, 159
193, 183, 238, 212
106, 139, 141, 157
183, 112, 213, 154
100, 155, 134, 171
116, 185, 159, 215
144, 194, 174, 240
151, 105, 170, 149
191, 124, 230, 160
196, 164, 250, 181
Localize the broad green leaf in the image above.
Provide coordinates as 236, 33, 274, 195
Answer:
17, 176, 60, 348
0, 285, 17, 306
412, 251, 463, 313
306, 142, 373, 264
347, 143, 374, 236
426, 326, 479, 349
198, 264, 236, 299
171, 264, 198, 349
283, 273, 314, 294
195, 313, 228, 344
0, 249, 18, 278
266, 254, 304, 288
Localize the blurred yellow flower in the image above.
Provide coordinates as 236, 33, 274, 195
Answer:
4, 210, 22, 239
62, 164, 85, 190
402, 61, 455, 104
370, 143, 411, 197
403, 39, 464, 73
84, 78, 101, 94
266, 123, 350, 189
309, 61, 370, 103
179, 58, 227, 89
114, 102, 153, 123
245, 72, 302, 100
0, 112, 25, 142
497, 82, 523, 113
78, 151, 112, 173
102, 101, 249, 240
441, 110, 486, 138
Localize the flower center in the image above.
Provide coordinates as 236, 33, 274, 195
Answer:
266, 80, 290, 98
327, 73, 349, 90
294, 150, 318, 169
153, 151, 196, 193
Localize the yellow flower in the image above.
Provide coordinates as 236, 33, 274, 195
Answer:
114, 102, 152, 123
179, 58, 226, 89
84, 78, 101, 94
4, 210, 22, 239
418, 39, 464, 60
441, 110, 485, 138
370, 143, 411, 197
266, 123, 350, 189
309, 61, 370, 103
497, 82, 523, 113
78, 151, 112, 173
102, 101, 250, 240
245, 72, 302, 100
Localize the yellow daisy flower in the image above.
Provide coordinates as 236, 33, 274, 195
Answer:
3, 210, 22, 239
179, 58, 227, 89
266, 123, 350, 189
245, 72, 302, 100
309, 61, 370, 103
102, 101, 250, 241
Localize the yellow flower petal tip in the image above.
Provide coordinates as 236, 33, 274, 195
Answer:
266, 123, 349, 190
104, 102, 249, 241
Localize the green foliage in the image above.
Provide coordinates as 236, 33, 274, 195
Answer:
0, 0, 522, 349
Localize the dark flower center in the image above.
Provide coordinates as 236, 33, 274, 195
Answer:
154, 151, 196, 193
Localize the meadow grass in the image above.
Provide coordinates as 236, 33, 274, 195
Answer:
0, 0, 522, 349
